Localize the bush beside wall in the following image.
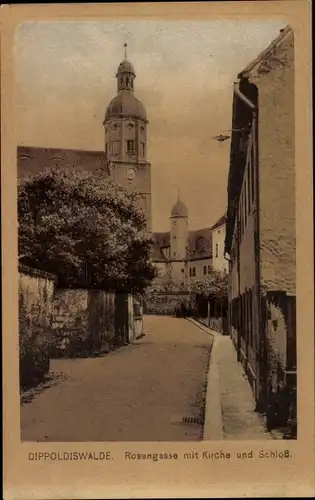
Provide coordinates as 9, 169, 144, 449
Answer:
19, 264, 56, 389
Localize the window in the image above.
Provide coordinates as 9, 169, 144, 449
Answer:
215, 244, 218, 258
126, 140, 135, 154
140, 142, 145, 157
208, 265, 211, 274
189, 268, 192, 277
111, 141, 119, 155
158, 267, 165, 277
203, 266, 207, 275
224, 268, 227, 275
192, 267, 196, 277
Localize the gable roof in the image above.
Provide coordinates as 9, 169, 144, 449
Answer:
153, 227, 212, 262
151, 246, 168, 262
211, 213, 227, 231
153, 231, 170, 248
238, 25, 293, 79
187, 227, 212, 260
17, 146, 109, 180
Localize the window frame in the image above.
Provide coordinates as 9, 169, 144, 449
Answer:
126, 139, 136, 155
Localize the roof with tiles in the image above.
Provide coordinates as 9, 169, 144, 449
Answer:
211, 213, 227, 231
17, 146, 109, 180
238, 25, 293, 79
152, 227, 212, 262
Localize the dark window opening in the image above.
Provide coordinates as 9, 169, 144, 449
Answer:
127, 140, 136, 154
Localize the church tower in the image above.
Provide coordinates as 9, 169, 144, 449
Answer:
170, 196, 189, 288
103, 43, 152, 231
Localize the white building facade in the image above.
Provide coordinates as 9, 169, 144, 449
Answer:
211, 214, 229, 275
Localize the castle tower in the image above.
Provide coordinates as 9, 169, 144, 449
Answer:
103, 43, 152, 231
170, 196, 189, 288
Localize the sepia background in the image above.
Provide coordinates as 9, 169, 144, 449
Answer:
2, 1, 314, 499
15, 18, 285, 231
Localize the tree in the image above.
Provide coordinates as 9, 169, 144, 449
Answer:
190, 269, 228, 319
18, 165, 156, 293
190, 269, 228, 299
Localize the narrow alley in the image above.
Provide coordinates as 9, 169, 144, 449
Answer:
21, 316, 212, 442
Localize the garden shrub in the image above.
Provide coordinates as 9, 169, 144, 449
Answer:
20, 331, 50, 390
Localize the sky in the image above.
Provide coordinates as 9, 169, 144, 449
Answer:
15, 20, 286, 232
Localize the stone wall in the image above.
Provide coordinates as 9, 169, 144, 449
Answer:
19, 264, 56, 341
51, 289, 118, 357
257, 29, 295, 295
196, 316, 229, 335
19, 264, 57, 387
144, 292, 190, 315
51, 289, 134, 356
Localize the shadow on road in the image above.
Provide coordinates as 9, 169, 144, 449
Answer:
20, 371, 67, 406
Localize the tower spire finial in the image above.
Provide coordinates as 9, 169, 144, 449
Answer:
124, 41, 128, 60
177, 186, 180, 200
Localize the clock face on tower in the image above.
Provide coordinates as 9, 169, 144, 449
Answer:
126, 168, 136, 182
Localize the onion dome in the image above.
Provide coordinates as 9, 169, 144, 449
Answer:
105, 91, 147, 121
116, 59, 135, 76
171, 198, 188, 218
104, 42, 147, 123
